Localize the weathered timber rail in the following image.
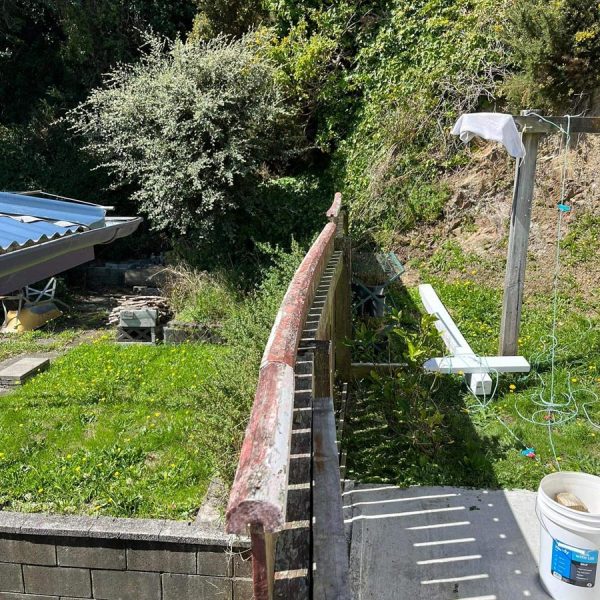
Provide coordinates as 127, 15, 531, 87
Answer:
226, 193, 351, 599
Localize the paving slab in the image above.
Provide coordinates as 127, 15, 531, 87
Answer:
0, 356, 50, 385
345, 484, 549, 600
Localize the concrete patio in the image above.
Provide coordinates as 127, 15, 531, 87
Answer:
343, 483, 550, 600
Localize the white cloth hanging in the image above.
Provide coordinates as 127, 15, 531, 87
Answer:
451, 112, 525, 158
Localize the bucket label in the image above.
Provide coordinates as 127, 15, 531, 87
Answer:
551, 540, 598, 588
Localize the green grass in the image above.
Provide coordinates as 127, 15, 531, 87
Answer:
0, 329, 82, 362
563, 212, 600, 265
347, 278, 600, 490
0, 339, 229, 519
0, 244, 308, 519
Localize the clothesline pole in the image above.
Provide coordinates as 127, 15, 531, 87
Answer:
499, 109, 543, 356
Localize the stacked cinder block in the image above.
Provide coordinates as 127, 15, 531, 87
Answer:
117, 309, 158, 344
0, 513, 251, 600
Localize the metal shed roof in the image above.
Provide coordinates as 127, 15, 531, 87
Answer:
0, 192, 105, 227
0, 192, 108, 255
0, 192, 142, 294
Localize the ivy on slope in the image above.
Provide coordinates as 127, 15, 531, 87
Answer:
338, 0, 508, 245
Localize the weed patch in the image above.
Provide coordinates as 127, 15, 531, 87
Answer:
348, 279, 600, 490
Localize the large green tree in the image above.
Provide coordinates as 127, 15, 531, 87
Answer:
0, 0, 197, 197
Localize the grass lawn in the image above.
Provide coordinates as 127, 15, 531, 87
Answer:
0, 338, 229, 519
346, 277, 600, 490
0, 329, 83, 362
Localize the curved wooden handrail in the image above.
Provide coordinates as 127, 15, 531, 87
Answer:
226, 194, 341, 535
326, 191, 342, 220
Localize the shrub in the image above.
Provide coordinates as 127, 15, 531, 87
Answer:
190, 0, 266, 39
69, 34, 298, 248
502, 0, 600, 111
206, 241, 307, 482
337, 0, 508, 246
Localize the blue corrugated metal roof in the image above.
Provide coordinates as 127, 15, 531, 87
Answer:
0, 192, 106, 255
0, 192, 105, 227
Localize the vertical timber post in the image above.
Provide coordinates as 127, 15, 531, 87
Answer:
251, 525, 276, 600
499, 110, 544, 356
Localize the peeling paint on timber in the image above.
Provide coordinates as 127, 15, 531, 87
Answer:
226, 194, 342, 536
227, 362, 295, 533
261, 222, 337, 368
326, 192, 342, 220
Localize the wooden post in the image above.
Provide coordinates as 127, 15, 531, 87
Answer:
499, 111, 544, 356
312, 396, 350, 599
251, 525, 276, 600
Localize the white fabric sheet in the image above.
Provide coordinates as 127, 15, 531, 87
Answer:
451, 112, 525, 158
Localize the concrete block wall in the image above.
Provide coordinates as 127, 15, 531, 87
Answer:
0, 512, 251, 600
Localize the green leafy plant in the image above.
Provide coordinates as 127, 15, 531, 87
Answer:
502, 0, 600, 111
348, 276, 600, 490
353, 310, 448, 457
68, 34, 298, 249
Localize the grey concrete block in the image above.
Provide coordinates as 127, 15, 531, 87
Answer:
157, 521, 198, 545
197, 551, 231, 577
87, 517, 165, 542
162, 573, 232, 600
0, 357, 49, 385
92, 570, 160, 600
127, 543, 195, 574
0, 594, 56, 600
0, 563, 22, 593
233, 578, 253, 600
233, 550, 252, 578
57, 540, 125, 570
123, 267, 166, 287
20, 514, 93, 538
0, 513, 28, 535
156, 519, 249, 548
23, 565, 91, 597
0, 537, 56, 566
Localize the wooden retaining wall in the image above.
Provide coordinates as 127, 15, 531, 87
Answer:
226, 194, 351, 599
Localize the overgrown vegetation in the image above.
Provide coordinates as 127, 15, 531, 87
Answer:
164, 267, 239, 324
347, 278, 600, 489
68, 34, 300, 258
0, 330, 82, 362
2, 0, 599, 511
0, 0, 197, 201
5, 0, 598, 256
503, 0, 600, 111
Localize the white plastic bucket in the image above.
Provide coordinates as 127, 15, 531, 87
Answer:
537, 472, 600, 599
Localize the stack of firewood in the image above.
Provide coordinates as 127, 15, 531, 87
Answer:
108, 295, 172, 326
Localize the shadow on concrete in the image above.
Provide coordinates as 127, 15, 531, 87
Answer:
343, 484, 550, 600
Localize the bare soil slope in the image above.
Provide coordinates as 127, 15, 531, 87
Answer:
396, 135, 600, 304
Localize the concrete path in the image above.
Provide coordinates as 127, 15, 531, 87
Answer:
344, 483, 551, 600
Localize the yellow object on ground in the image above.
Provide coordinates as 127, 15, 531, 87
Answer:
1, 302, 62, 333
